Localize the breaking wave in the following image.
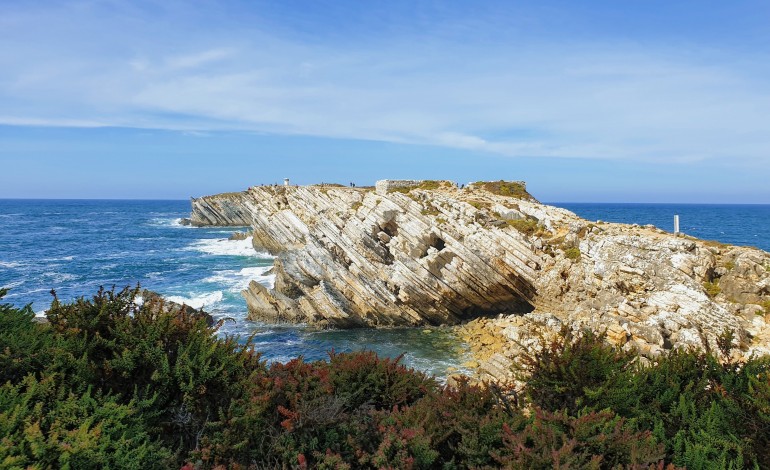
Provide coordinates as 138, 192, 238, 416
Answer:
166, 291, 224, 309
186, 236, 271, 258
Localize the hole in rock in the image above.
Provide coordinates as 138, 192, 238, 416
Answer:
381, 220, 399, 238
420, 234, 446, 258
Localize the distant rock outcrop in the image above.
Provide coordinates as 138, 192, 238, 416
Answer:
190, 180, 770, 379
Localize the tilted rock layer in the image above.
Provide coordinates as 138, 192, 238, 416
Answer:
190, 180, 770, 374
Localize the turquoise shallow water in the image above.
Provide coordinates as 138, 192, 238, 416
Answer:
0, 199, 466, 377
2, 200, 769, 377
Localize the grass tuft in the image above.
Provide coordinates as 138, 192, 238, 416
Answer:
563, 247, 581, 261
703, 280, 721, 298
507, 218, 539, 235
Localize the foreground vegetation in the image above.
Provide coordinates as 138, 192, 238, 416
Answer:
1, 287, 769, 469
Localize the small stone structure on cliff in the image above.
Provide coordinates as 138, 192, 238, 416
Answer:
374, 180, 424, 194
190, 179, 770, 380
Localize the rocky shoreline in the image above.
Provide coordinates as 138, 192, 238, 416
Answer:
190, 180, 770, 382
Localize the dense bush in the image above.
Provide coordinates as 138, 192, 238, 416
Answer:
0, 286, 262, 468
2, 287, 770, 468
520, 328, 770, 469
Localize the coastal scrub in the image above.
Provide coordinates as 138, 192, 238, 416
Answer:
2, 287, 770, 468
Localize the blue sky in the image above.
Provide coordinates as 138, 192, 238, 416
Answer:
1, 1, 769, 202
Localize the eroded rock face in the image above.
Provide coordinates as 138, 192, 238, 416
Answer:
190, 180, 770, 370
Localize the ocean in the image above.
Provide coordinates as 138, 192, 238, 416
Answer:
2, 199, 769, 377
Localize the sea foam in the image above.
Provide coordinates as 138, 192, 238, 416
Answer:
166, 291, 224, 309
204, 266, 275, 292
186, 236, 271, 258
2, 280, 24, 290
149, 217, 194, 228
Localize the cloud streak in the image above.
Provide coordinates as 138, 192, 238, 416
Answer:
1, 1, 769, 165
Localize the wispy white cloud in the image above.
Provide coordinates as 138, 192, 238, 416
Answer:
165, 48, 236, 71
1, 1, 769, 165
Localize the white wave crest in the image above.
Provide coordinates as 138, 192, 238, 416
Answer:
149, 217, 194, 228
203, 266, 275, 292
0, 261, 23, 268
166, 291, 224, 309
42, 272, 78, 283
40, 255, 75, 262
186, 237, 271, 258
2, 280, 24, 290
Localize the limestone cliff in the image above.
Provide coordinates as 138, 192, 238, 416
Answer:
190, 180, 770, 375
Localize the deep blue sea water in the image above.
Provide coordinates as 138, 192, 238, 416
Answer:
2, 200, 769, 377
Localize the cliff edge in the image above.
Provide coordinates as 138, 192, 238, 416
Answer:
191, 180, 770, 377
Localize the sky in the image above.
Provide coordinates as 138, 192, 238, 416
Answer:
1, 1, 769, 202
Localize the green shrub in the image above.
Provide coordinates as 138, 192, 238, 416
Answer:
0, 289, 174, 468
506, 217, 539, 235
4, 287, 770, 468
390, 377, 514, 467
703, 280, 721, 298
519, 328, 638, 414
493, 409, 665, 468
0, 287, 265, 467
469, 200, 491, 210
417, 180, 443, 190
0, 289, 55, 384
0, 376, 173, 469
518, 326, 770, 469
421, 204, 440, 216
563, 246, 581, 260
389, 186, 411, 194
328, 351, 436, 410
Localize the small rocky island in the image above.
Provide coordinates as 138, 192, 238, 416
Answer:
190, 180, 770, 381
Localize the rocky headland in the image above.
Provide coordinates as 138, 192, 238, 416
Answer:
190, 180, 770, 382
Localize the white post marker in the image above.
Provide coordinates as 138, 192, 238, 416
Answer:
674, 215, 680, 234
284, 178, 290, 186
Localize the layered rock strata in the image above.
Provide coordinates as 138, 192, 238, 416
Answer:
190, 180, 770, 376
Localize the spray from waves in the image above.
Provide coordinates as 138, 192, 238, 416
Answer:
203, 266, 275, 292
149, 217, 194, 228
166, 291, 224, 309
186, 236, 272, 258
